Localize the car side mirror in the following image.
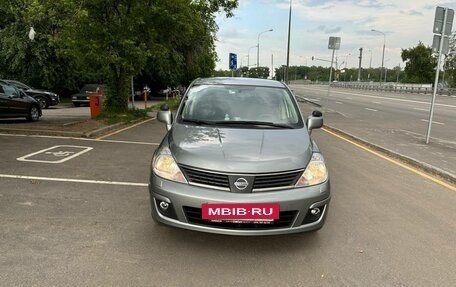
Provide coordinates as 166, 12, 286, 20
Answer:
306, 110, 323, 134
157, 105, 173, 131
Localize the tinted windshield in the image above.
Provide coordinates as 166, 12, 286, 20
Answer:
179, 84, 302, 127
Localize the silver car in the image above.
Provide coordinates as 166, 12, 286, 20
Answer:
149, 77, 330, 235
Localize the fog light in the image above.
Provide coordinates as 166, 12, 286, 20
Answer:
159, 201, 169, 210
310, 207, 320, 216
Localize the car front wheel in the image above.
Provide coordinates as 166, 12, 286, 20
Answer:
27, 105, 40, 121
36, 97, 49, 109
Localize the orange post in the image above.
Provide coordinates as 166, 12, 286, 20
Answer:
89, 94, 102, 118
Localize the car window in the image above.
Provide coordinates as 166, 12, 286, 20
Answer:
1, 84, 19, 97
180, 85, 301, 125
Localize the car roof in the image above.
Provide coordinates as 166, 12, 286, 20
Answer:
191, 77, 287, 88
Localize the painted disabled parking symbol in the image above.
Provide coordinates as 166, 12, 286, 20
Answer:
45, 151, 75, 157
17, 145, 93, 164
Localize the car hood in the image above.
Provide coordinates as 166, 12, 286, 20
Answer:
26, 89, 55, 95
168, 124, 312, 173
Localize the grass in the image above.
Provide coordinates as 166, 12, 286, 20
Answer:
148, 97, 181, 112
97, 108, 149, 125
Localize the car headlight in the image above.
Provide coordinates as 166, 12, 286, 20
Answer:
295, 153, 328, 187
153, 146, 187, 183
72, 96, 76, 100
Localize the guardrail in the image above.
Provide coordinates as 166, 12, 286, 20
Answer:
329, 82, 456, 96
288, 80, 456, 96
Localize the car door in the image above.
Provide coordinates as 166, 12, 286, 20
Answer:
0, 84, 12, 116
0, 83, 28, 116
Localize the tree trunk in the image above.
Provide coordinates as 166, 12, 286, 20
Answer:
105, 64, 129, 113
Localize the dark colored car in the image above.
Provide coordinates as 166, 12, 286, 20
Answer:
71, 84, 105, 107
3, 80, 60, 109
150, 77, 330, 235
0, 80, 42, 121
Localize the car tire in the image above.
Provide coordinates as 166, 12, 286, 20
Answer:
26, 105, 40, 122
36, 97, 49, 109
73, 102, 80, 107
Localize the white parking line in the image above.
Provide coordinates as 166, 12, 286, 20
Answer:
372, 101, 382, 104
17, 145, 93, 164
413, 108, 428, 112
365, 108, 378, 112
0, 174, 148, 187
421, 119, 445, 125
346, 97, 353, 100
0, 133, 160, 146
335, 101, 343, 105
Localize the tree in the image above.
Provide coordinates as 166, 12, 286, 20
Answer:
401, 42, 436, 84
54, 0, 238, 112
248, 67, 270, 79
0, 0, 84, 95
443, 32, 456, 87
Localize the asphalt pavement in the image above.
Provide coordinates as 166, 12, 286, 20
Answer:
292, 84, 456, 183
0, 119, 455, 286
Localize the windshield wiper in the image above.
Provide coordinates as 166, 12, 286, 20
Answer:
181, 118, 215, 126
213, 121, 294, 129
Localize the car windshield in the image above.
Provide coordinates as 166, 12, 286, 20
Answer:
179, 84, 302, 128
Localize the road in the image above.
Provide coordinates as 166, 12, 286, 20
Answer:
291, 85, 456, 178
1, 116, 455, 286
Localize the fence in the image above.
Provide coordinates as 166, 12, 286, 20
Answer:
289, 80, 456, 96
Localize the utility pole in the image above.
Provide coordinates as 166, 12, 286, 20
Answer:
358, 48, 363, 81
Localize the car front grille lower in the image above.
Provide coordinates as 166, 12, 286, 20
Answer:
179, 165, 302, 192
183, 206, 297, 230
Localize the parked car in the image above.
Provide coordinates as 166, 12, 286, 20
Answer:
150, 77, 330, 235
0, 80, 42, 121
3, 80, 60, 109
71, 84, 105, 107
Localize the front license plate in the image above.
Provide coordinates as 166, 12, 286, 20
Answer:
201, 203, 280, 221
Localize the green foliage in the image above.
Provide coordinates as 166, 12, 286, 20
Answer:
97, 108, 148, 125
0, 0, 82, 95
0, 0, 239, 112
150, 97, 182, 112
247, 67, 270, 79
401, 42, 436, 84
444, 33, 456, 87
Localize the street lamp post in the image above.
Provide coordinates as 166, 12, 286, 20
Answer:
285, 0, 292, 83
247, 45, 258, 77
257, 29, 273, 69
344, 53, 350, 81
371, 29, 386, 84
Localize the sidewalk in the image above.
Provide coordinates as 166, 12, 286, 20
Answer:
0, 100, 161, 138
298, 100, 456, 185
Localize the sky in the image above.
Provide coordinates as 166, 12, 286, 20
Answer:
214, 0, 456, 72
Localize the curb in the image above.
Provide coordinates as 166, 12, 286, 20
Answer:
0, 128, 84, 138
323, 125, 456, 186
83, 122, 124, 138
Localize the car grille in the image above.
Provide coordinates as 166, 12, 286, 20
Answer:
253, 171, 302, 190
180, 166, 230, 189
183, 207, 297, 230
179, 166, 302, 191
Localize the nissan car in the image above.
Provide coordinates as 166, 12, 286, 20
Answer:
149, 77, 330, 235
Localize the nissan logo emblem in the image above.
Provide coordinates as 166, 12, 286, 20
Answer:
234, 178, 249, 190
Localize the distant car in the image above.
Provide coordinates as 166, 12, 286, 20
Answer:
3, 80, 60, 109
71, 84, 105, 107
150, 77, 330, 235
0, 80, 42, 121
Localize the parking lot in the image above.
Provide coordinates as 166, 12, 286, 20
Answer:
1, 109, 455, 286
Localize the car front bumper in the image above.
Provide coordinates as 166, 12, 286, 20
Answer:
149, 174, 331, 236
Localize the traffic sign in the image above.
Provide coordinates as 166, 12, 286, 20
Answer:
432, 35, 449, 54
328, 37, 341, 50
434, 6, 454, 36
229, 53, 237, 70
